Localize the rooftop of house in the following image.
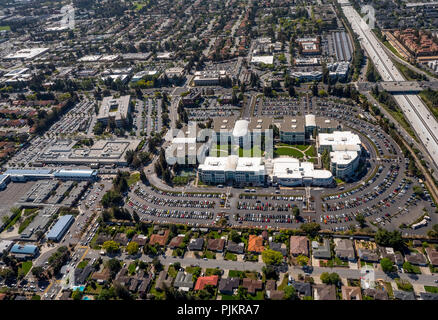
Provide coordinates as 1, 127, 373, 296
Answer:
290, 236, 309, 256
207, 238, 226, 252
194, 275, 219, 291
149, 229, 170, 246
248, 235, 264, 253
241, 278, 263, 294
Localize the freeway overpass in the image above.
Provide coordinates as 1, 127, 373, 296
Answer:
338, 0, 438, 174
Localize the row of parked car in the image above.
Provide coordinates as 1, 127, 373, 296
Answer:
134, 188, 216, 208
237, 201, 300, 212
150, 186, 224, 199
324, 164, 401, 212
128, 200, 214, 220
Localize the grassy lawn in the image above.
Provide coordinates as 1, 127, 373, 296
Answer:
246, 290, 265, 300
228, 270, 246, 278
0, 26, 10, 31
19, 261, 32, 277
335, 177, 344, 185
3, 211, 22, 231
149, 279, 166, 300
205, 268, 222, 276
221, 294, 238, 300
360, 261, 374, 267
304, 145, 316, 157
207, 231, 224, 239
127, 173, 140, 186
224, 252, 237, 261
23, 208, 38, 216
419, 90, 438, 121
274, 147, 304, 158
277, 276, 289, 291
85, 283, 103, 295
424, 286, 438, 293
77, 259, 89, 270
395, 278, 414, 292
202, 250, 216, 259
128, 262, 136, 275
276, 143, 308, 151
18, 212, 38, 234
238, 145, 264, 157
167, 265, 178, 278
383, 281, 394, 298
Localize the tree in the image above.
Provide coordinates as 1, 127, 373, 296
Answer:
152, 257, 163, 272
296, 255, 309, 266
126, 242, 139, 256
106, 258, 121, 277
402, 261, 416, 273
300, 223, 321, 237
320, 272, 340, 286
262, 249, 283, 265
72, 289, 83, 300
103, 241, 120, 254
229, 230, 241, 243
355, 213, 366, 228
262, 265, 279, 280
375, 229, 404, 251
292, 207, 300, 219
380, 258, 395, 273
283, 285, 297, 300
31, 266, 45, 279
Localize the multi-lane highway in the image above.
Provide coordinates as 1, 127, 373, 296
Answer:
338, 0, 438, 172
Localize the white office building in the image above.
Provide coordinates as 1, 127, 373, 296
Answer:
268, 158, 333, 187
317, 131, 362, 179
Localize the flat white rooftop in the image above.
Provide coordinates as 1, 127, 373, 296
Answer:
319, 131, 361, 150
4, 48, 49, 60
251, 55, 274, 65
271, 158, 332, 180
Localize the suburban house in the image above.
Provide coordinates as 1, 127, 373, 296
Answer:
241, 278, 263, 294
290, 236, 309, 257
312, 239, 331, 260
405, 252, 428, 266
393, 290, 416, 300
227, 241, 245, 254
207, 238, 226, 253
131, 234, 148, 247
420, 292, 438, 300
313, 284, 336, 300
155, 270, 173, 291
149, 230, 170, 246
379, 247, 404, 266
355, 241, 380, 262
169, 236, 185, 249
363, 288, 389, 300
291, 281, 312, 298
218, 277, 240, 295
341, 286, 362, 300
425, 247, 438, 266
188, 238, 204, 251
247, 235, 264, 253
91, 267, 111, 284
194, 275, 219, 291
265, 279, 284, 300
114, 233, 129, 246
334, 239, 356, 261
269, 241, 287, 256
74, 265, 93, 285
173, 271, 194, 291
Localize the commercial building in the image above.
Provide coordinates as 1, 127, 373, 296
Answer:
10, 244, 39, 259
198, 155, 265, 186
268, 158, 333, 187
46, 214, 74, 242
296, 38, 320, 55
3, 168, 97, 182
37, 139, 141, 166
317, 131, 362, 179
4, 48, 49, 60
328, 62, 350, 80
193, 70, 228, 86
0, 174, 10, 190
0, 240, 13, 256
291, 71, 323, 81
97, 95, 131, 128
251, 55, 274, 65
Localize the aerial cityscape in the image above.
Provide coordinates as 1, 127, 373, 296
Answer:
0, 0, 438, 303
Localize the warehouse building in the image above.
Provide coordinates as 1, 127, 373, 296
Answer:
46, 214, 74, 242
10, 244, 39, 260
